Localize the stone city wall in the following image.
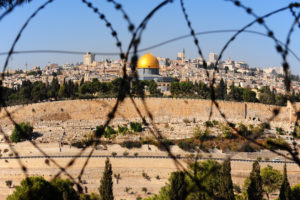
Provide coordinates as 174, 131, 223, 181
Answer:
0, 98, 296, 126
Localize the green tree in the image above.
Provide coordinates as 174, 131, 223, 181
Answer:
31, 81, 47, 102
58, 84, 66, 98
219, 159, 234, 200
259, 86, 276, 105
19, 80, 32, 102
226, 83, 243, 101
79, 193, 101, 200
10, 122, 33, 143
7, 177, 79, 200
247, 160, 263, 200
261, 165, 283, 200
99, 158, 114, 200
216, 78, 227, 100
148, 80, 162, 96
170, 81, 180, 97
7, 177, 59, 200
130, 122, 142, 132
186, 160, 222, 199
291, 183, 300, 200
169, 171, 187, 200
279, 164, 292, 200
131, 80, 145, 97
50, 178, 79, 200
243, 88, 257, 102
48, 78, 60, 100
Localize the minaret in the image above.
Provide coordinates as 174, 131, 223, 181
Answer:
182, 48, 186, 62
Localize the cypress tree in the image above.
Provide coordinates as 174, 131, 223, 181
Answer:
216, 78, 227, 100
247, 160, 263, 200
279, 164, 292, 200
169, 171, 187, 200
219, 159, 234, 200
99, 158, 114, 200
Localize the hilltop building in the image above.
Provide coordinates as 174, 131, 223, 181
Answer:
84, 52, 95, 66
177, 49, 186, 62
209, 52, 218, 63
136, 52, 173, 93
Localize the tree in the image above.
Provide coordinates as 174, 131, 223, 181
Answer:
279, 164, 292, 200
7, 177, 79, 200
186, 160, 222, 199
130, 122, 142, 132
291, 183, 300, 200
243, 88, 257, 102
259, 86, 275, 105
247, 160, 263, 200
114, 174, 120, 184
10, 122, 33, 143
6, 180, 12, 188
7, 177, 59, 200
50, 178, 79, 200
216, 78, 227, 100
99, 158, 114, 200
148, 80, 162, 96
48, 78, 60, 100
58, 84, 66, 98
226, 83, 243, 101
219, 159, 234, 200
31, 81, 47, 102
260, 165, 283, 200
169, 171, 187, 200
170, 81, 180, 97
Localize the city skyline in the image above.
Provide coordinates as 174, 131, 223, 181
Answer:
0, 0, 299, 73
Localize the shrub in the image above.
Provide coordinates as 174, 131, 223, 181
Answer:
221, 124, 236, 139
95, 125, 105, 137
130, 122, 142, 132
105, 126, 116, 138
71, 142, 84, 148
123, 151, 129, 156
124, 187, 132, 193
117, 125, 128, 135
10, 122, 34, 143
212, 120, 219, 125
157, 139, 174, 150
263, 138, 290, 150
134, 152, 139, 157
276, 127, 284, 135
142, 187, 147, 193
183, 118, 190, 124
142, 171, 150, 181
112, 152, 117, 157
237, 123, 250, 137
120, 141, 142, 149
204, 120, 214, 127
178, 140, 195, 152
193, 125, 210, 140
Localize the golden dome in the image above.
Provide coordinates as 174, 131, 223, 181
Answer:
137, 53, 159, 69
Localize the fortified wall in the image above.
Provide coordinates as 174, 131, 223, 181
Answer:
0, 98, 296, 126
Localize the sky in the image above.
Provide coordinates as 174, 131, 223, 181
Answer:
0, 0, 299, 74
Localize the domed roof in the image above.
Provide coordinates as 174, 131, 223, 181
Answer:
137, 53, 159, 69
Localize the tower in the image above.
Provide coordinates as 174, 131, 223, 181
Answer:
84, 52, 95, 66
182, 48, 186, 62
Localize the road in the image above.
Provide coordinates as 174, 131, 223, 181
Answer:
0, 154, 296, 164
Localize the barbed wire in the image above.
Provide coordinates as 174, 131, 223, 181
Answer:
0, 0, 300, 197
